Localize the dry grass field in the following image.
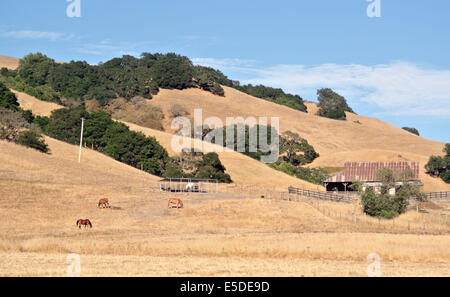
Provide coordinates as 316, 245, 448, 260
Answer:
1, 55, 449, 276
0, 139, 449, 276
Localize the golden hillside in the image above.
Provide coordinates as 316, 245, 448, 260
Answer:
0, 55, 20, 70
145, 87, 449, 191
7, 90, 320, 191
2, 55, 448, 191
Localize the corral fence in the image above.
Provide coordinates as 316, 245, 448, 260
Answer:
288, 186, 356, 204
288, 186, 450, 203
425, 191, 450, 201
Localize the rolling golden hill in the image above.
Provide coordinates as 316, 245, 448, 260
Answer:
144, 87, 449, 191
7, 90, 321, 191
1, 55, 450, 277
1, 55, 448, 191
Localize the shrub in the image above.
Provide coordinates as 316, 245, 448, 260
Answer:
0, 108, 49, 153
18, 130, 49, 153
0, 108, 30, 141
236, 84, 307, 112
270, 162, 329, 185
33, 116, 50, 131
361, 168, 424, 219
168, 104, 190, 118
361, 188, 401, 219
402, 127, 420, 136
21, 110, 35, 124
104, 97, 165, 131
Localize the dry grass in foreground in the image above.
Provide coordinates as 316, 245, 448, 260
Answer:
0, 134, 449, 276
1, 253, 449, 277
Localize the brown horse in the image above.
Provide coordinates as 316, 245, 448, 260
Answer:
98, 198, 110, 209
76, 219, 92, 229
168, 198, 184, 209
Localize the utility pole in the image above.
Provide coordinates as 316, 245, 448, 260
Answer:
78, 118, 85, 163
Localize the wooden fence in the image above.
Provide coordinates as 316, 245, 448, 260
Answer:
426, 191, 450, 201
288, 187, 356, 204
288, 186, 450, 203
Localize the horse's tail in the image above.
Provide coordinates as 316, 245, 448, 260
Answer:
76, 220, 80, 226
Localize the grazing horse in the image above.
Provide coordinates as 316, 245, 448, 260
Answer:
76, 219, 93, 229
98, 198, 110, 209
168, 198, 184, 209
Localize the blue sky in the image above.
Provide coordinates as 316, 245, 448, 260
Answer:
0, 0, 449, 142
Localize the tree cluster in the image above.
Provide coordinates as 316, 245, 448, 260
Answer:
4, 53, 230, 106
2, 52, 316, 114
40, 107, 169, 175
0, 81, 48, 153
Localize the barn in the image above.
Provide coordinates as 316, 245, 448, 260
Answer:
324, 161, 421, 192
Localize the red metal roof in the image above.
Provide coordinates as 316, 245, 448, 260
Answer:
325, 161, 420, 183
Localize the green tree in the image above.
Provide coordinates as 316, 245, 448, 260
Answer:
17, 53, 56, 87
425, 156, 447, 176
316, 88, 354, 120
279, 131, 319, 165
196, 153, 232, 183
45, 106, 88, 144
150, 53, 193, 89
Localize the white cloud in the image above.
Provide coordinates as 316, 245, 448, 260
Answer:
193, 58, 450, 117
2, 30, 72, 41
73, 40, 153, 56
192, 57, 259, 74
